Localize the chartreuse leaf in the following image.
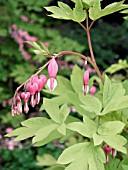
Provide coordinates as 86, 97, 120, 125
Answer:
44, 99, 71, 120
58, 142, 86, 164
59, 104, 70, 123
58, 142, 106, 170
93, 134, 103, 146
26, 41, 41, 50
97, 121, 127, 154
34, 115, 80, 145
79, 93, 102, 114
6, 103, 76, 144
44, 101, 71, 135
44, 90, 80, 107
43, 98, 60, 123
26, 41, 50, 56
5, 117, 52, 141
89, 0, 101, 20
57, 123, 67, 136
43, 75, 80, 106
101, 135, 127, 154
45, 1, 86, 22
34, 130, 63, 147
44, 76, 74, 96
105, 59, 128, 74
33, 122, 58, 143
45, 166, 65, 170
103, 75, 112, 107
122, 80, 128, 95
72, 0, 86, 22
101, 75, 128, 115
74, 105, 96, 119
98, 121, 125, 135
103, 75, 125, 107
89, 75, 103, 91
82, 0, 98, 8
102, 96, 128, 115
89, 0, 128, 20
44, 2, 73, 20
67, 116, 97, 138
70, 65, 84, 93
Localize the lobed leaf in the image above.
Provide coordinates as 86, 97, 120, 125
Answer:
45, 1, 86, 22
59, 104, 70, 123
43, 98, 61, 123
5, 117, 52, 141
79, 93, 102, 114
70, 65, 84, 93
58, 142, 106, 170
33, 122, 58, 143
67, 117, 97, 138
101, 135, 127, 154
89, 1, 128, 20
98, 121, 125, 135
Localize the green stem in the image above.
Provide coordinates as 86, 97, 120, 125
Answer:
98, 116, 100, 126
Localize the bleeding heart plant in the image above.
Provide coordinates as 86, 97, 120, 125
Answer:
6, 1, 128, 170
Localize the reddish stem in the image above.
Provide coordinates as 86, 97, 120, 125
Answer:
13, 50, 104, 98
85, 10, 104, 84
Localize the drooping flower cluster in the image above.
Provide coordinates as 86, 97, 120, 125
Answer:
11, 57, 58, 116
11, 56, 97, 116
103, 145, 116, 163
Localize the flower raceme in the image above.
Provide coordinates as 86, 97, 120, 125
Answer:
11, 57, 59, 116
47, 57, 58, 91
11, 58, 93, 116
11, 74, 47, 116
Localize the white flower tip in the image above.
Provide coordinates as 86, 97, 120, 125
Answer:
85, 60, 87, 65
82, 85, 89, 95
47, 78, 57, 91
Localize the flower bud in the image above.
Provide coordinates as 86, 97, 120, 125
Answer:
103, 146, 112, 155
90, 86, 96, 95
83, 70, 89, 95
47, 57, 58, 91
103, 145, 112, 164
48, 57, 58, 78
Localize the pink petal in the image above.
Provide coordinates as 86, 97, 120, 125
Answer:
48, 57, 58, 78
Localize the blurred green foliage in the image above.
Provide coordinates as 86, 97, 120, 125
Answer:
0, 143, 63, 170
